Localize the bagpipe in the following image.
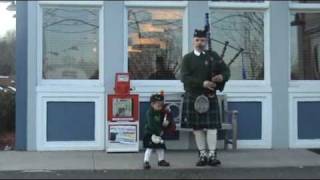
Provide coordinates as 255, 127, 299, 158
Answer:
161, 103, 177, 134
204, 13, 244, 94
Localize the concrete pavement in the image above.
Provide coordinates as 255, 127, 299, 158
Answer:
3, 167, 320, 179
1, 149, 320, 172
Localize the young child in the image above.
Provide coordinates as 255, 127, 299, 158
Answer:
143, 93, 175, 169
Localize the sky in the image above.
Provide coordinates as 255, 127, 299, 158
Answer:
0, 2, 16, 38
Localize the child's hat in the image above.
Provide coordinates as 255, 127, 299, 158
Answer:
150, 92, 164, 102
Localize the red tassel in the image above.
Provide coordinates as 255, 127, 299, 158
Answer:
160, 90, 164, 97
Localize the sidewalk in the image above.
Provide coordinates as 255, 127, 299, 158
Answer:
0, 149, 320, 171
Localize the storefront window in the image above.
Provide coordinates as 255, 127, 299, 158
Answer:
209, 10, 264, 80
42, 6, 99, 80
127, 8, 183, 80
290, 13, 320, 80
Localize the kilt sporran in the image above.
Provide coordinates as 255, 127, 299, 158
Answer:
181, 92, 221, 130
194, 94, 210, 114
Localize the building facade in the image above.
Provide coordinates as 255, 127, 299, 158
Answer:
15, 1, 320, 151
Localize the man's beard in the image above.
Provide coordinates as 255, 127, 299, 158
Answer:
196, 44, 206, 51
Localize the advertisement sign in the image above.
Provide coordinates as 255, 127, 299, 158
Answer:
108, 124, 137, 145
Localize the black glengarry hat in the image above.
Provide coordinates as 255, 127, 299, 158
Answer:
193, 29, 206, 38
150, 93, 164, 103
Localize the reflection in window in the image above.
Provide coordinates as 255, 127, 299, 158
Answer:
43, 7, 99, 80
128, 8, 183, 80
210, 10, 264, 80
291, 13, 320, 80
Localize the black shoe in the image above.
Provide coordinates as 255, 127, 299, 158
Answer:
158, 160, 170, 167
208, 156, 221, 166
144, 161, 151, 169
196, 156, 207, 166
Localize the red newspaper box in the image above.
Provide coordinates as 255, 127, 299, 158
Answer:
114, 73, 130, 95
107, 73, 139, 122
107, 94, 139, 122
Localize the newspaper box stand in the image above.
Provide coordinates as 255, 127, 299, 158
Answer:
106, 73, 139, 152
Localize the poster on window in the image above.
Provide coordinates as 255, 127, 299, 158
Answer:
108, 125, 137, 145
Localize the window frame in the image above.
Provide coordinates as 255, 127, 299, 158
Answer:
289, 1, 320, 91
37, 1, 104, 87
124, 1, 188, 93
209, 1, 271, 92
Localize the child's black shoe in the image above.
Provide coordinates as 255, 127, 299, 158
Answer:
158, 160, 170, 167
143, 161, 151, 169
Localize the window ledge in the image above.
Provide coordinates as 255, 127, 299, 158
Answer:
36, 86, 105, 93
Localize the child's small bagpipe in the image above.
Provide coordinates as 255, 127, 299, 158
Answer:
160, 104, 177, 135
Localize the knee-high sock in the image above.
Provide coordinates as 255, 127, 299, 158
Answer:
193, 130, 207, 156
144, 148, 153, 162
156, 149, 165, 161
207, 129, 217, 157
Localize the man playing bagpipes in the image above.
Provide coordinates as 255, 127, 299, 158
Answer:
180, 27, 230, 166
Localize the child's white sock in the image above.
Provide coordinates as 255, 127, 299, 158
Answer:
144, 148, 153, 162
156, 149, 165, 161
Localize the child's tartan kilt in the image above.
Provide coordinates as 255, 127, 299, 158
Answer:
181, 92, 221, 130
143, 133, 166, 149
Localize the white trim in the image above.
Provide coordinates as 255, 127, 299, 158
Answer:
124, 1, 188, 7
209, 1, 270, 10
38, 1, 104, 6
182, 6, 189, 59
37, 3, 104, 86
36, 86, 105, 93
289, 82, 320, 93
289, 93, 320, 148
290, 2, 320, 11
36, 92, 105, 151
123, 6, 129, 73
264, 8, 271, 87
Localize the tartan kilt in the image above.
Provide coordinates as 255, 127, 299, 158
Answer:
181, 92, 221, 130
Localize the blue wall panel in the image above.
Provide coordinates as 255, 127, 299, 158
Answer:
228, 102, 262, 140
298, 102, 320, 139
47, 102, 95, 141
